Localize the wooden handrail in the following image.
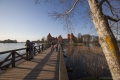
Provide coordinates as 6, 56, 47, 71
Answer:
0, 45, 43, 54
0, 48, 26, 54
0, 44, 51, 70
59, 44, 69, 80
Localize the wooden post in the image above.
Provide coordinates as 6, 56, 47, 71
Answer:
34, 47, 35, 55
42, 44, 43, 51
39, 46, 41, 53
12, 51, 15, 67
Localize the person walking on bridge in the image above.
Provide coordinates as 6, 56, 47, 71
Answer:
51, 41, 54, 51
55, 43, 58, 52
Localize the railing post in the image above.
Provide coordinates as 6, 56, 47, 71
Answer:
47, 44, 49, 48
34, 47, 36, 55
12, 51, 15, 67
39, 46, 41, 53
42, 44, 43, 51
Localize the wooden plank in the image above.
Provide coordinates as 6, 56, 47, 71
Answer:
0, 48, 59, 80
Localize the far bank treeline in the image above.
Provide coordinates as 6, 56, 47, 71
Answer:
0, 39, 17, 43
37, 33, 120, 45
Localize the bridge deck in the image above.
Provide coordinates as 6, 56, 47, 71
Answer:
0, 48, 59, 80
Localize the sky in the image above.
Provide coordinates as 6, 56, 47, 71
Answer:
0, 0, 97, 42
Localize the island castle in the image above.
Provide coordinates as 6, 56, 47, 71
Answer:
47, 33, 77, 44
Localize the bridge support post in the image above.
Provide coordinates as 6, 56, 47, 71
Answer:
12, 51, 15, 67
34, 47, 35, 55
39, 46, 41, 53
42, 44, 43, 51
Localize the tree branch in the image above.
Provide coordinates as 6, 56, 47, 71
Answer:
99, 0, 107, 15
105, 0, 114, 16
99, 0, 106, 7
99, 0, 115, 16
35, 0, 39, 4
106, 15, 120, 22
64, 0, 79, 15
110, 22, 116, 27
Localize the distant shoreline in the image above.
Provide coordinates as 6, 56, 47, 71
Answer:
0, 42, 19, 43
0, 42, 26, 43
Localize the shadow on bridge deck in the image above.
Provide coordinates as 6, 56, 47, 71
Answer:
0, 48, 59, 80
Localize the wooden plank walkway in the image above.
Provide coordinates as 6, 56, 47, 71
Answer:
0, 48, 59, 80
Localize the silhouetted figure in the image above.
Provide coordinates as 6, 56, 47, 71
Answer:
55, 43, 58, 52
58, 41, 61, 52
51, 41, 54, 51
29, 41, 35, 59
25, 40, 30, 60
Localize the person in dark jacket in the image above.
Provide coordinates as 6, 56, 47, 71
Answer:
25, 40, 30, 60
51, 41, 54, 51
29, 41, 35, 59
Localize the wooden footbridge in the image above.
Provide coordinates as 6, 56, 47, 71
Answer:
0, 44, 68, 80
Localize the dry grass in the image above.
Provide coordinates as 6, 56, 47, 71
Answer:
64, 45, 112, 78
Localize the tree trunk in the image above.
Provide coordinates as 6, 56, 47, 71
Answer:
88, 0, 120, 80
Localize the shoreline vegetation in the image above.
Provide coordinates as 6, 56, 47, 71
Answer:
63, 43, 115, 80
0, 39, 17, 43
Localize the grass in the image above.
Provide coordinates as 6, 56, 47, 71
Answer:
64, 45, 113, 80
81, 76, 112, 80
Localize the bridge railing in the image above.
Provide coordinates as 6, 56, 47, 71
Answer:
59, 44, 69, 80
0, 44, 50, 70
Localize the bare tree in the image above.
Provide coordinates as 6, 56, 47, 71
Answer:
91, 35, 98, 42
77, 33, 82, 43
36, 0, 120, 79
41, 37, 45, 42
82, 34, 91, 47
83, 34, 91, 43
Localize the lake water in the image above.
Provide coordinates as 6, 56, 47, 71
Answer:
0, 43, 41, 61
0, 43, 26, 52
0, 43, 26, 60
0, 43, 41, 72
0, 43, 40, 56
0, 43, 41, 52
0, 43, 26, 72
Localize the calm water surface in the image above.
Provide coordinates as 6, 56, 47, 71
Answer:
0, 43, 40, 61
0, 43, 41, 52
0, 43, 41, 72
0, 43, 26, 72
0, 43, 29, 63
0, 43, 26, 52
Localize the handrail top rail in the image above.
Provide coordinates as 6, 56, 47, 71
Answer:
0, 45, 42, 54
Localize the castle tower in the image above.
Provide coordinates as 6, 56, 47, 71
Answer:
70, 33, 73, 40
69, 33, 74, 44
58, 35, 62, 43
47, 33, 52, 42
67, 34, 70, 40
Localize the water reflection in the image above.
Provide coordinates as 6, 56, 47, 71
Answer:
64, 46, 112, 80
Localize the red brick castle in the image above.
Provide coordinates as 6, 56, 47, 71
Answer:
47, 33, 77, 43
